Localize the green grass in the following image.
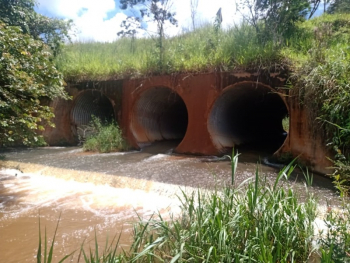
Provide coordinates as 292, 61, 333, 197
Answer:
284, 13, 350, 188
37, 214, 74, 263
126, 163, 317, 262
55, 23, 279, 82
57, 14, 350, 82
83, 117, 130, 153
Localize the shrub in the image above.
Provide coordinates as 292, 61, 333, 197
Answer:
83, 118, 130, 153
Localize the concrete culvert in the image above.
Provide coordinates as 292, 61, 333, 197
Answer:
208, 82, 288, 154
71, 90, 115, 139
131, 87, 188, 144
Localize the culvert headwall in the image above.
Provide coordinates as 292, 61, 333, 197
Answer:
46, 73, 331, 174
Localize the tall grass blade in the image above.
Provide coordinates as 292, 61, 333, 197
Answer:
94, 230, 99, 262
274, 158, 297, 190
131, 237, 165, 262
253, 165, 259, 209
44, 228, 47, 263
37, 216, 42, 263
47, 213, 61, 263
228, 147, 240, 186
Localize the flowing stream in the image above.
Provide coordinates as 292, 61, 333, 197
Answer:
0, 143, 340, 262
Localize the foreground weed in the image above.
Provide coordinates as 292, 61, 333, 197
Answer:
37, 214, 74, 263
301, 166, 314, 187
129, 162, 317, 262
79, 231, 126, 263
226, 147, 240, 186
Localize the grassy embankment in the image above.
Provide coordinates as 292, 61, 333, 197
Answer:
55, 22, 279, 82
56, 14, 350, 186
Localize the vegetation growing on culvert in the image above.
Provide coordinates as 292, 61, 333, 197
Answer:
55, 23, 281, 82
82, 117, 131, 153
56, 13, 350, 190
56, 14, 350, 82
286, 14, 350, 192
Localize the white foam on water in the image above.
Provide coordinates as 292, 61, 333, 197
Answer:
99, 150, 139, 156
44, 146, 67, 149
0, 168, 22, 176
143, 154, 169, 162
0, 168, 180, 220
3, 183, 15, 188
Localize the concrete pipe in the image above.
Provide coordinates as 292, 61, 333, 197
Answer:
71, 89, 115, 139
130, 86, 188, 145
208, 82, 288, 154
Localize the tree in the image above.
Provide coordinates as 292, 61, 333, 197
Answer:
309, 0, 322, 18
0, 22, 69, 146
236, 0, 311, 44
0, 0, 73, 56
0, 0, 35, 34
119, 0, 177, 70
236, 0, 260, 33
117, 16, 141, 54
190, 0, 199, 31
0, 0, 71, 146
328, 0, 350, 14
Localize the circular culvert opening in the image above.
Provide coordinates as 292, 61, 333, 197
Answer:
131, 87, 188, 146
71, 90, 115, 140
208, 82, 288, 154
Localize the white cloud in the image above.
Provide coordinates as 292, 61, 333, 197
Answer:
172, 0, 238, 32
36, 0, 241, 42
136, 0, 239, 38
37, 0, 125, 42
74, 12, 127, 42
37, 0, 116, 19
201, 0, 238, 26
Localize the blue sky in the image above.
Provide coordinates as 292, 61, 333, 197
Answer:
35, 0, 327, 42
35, 0, 237, 42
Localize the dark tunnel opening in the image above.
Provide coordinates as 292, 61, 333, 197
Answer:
71, 90, 115, 141
131, 87, 188, 148
208, 83, 288, 154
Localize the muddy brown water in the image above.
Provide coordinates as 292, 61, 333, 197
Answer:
0, 142, 340, 262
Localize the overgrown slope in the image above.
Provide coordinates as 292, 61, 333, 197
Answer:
56, 14, 350, 186
55, 23, 280, 82
286, 14, 350, 188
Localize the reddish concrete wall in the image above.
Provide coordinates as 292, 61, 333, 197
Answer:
43, 71, 332, 174
279, 95, 331, 174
